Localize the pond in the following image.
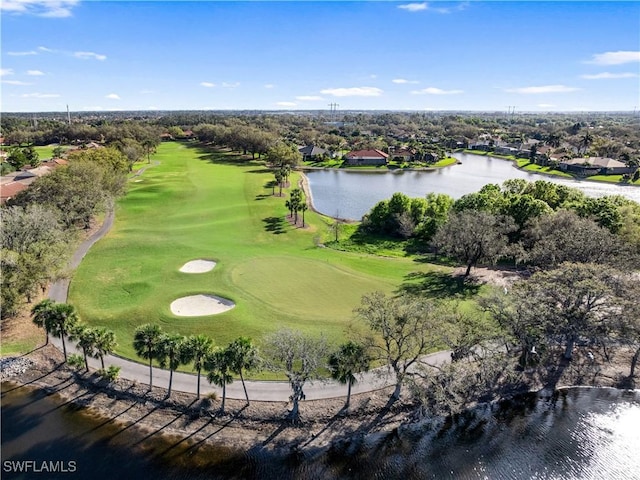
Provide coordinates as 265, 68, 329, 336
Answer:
2, 383, 639, 479
305, 153, 640, 220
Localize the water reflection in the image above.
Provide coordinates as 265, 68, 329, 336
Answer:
305, 154, 640, 220
2, 383, 638, 479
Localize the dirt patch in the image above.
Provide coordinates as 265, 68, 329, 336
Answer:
454, 265, 529, 289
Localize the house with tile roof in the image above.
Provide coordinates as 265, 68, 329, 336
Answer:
0, 181, 28, 204
559, 157, 635, 176
344, 149, 389, 166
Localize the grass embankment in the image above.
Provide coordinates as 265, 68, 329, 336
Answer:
69, 142, 448, 362
514, 159, 573, 178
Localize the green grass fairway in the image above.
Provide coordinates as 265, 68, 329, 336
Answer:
69, 142, 438, 359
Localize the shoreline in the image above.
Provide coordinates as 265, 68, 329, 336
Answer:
2, 345, 637, 459
1, 346, 412, 456
461, 150, 640, 188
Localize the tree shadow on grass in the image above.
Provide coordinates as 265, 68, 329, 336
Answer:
263, 216, 287, 235
398, 270, 481, 299
186, 143, 265, 168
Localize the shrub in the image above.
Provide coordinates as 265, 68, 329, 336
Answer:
67, 354, 85, 370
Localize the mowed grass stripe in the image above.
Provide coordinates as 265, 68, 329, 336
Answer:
69, 142, 436, 360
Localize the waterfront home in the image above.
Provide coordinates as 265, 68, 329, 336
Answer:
559, 157, 634, 176
344, 149, 389, 166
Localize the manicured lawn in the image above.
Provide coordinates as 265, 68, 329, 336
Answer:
515, 159, 573, 178
588, 174, 640, 185
32, 144, 72, 160
431, 157, 458, 168
69, 142, 440, 360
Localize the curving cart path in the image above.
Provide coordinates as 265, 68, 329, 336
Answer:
48, 165, 452, 402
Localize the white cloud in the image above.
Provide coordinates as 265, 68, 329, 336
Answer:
505, 85, 579, 94
200, 82, 216, 88
105, 93, 120, 100
74, 51, 107, 61
398, 3, 428, 12
411, 87, 463, 95
1, 0, 79, 18
295, 95, 323, 101
222, 82, 240, 88
320, 86, 383, 97
38, 46, 55, 53
7, 50, 38, 56
3, 80, 33, 85
0, 68, 15, 76
21, 92, 60, 98
585, 51, 640, 65
393, 78, 419, 84
276, 101, 297, 107
264, 84, 275, 89
27, 70, 45, 76
140, 89, 155, 94
580, 72, 637, 80
398, 2, 468, 13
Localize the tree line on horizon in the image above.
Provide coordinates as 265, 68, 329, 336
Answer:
2, 111, 638, 171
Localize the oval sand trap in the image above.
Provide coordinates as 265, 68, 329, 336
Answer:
171, 294, 235, 316
179, 259, 216, 273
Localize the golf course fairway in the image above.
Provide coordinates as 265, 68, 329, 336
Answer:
68, 142, 439, 359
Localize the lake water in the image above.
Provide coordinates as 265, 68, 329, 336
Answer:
2, 383, 639, 479
305, 153, 640, 220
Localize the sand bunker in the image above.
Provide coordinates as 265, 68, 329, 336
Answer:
170, 294, 235, 317
179, 259, 216, 273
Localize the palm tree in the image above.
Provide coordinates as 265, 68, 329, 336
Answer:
72, 324, 97, 372
93, 327, 117, 370
182, 334, 214, 399
31, 299, 55, 346
274, 169, 284, 196
133, 324, 163, 390
157, 333, 185, 398
205, 348, 234, 413
580, 131, 593, 155
300, 203, 308, 227
36, 302, 79, 362
328, 341, 371, 410
227, 337, 260, 405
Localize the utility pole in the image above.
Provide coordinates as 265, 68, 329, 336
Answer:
67, 104, 71, 125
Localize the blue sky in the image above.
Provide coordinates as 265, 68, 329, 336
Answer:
1, 1, 639, 112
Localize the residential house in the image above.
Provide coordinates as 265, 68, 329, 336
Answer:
388, 146, 415, 162
1, 181, 28, 204
469, 142, 492, 152
299, 145, 328, 161
344, 149, 389, 166
559, 157, 635, 176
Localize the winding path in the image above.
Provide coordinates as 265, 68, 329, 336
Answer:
46, 163, 452, 402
